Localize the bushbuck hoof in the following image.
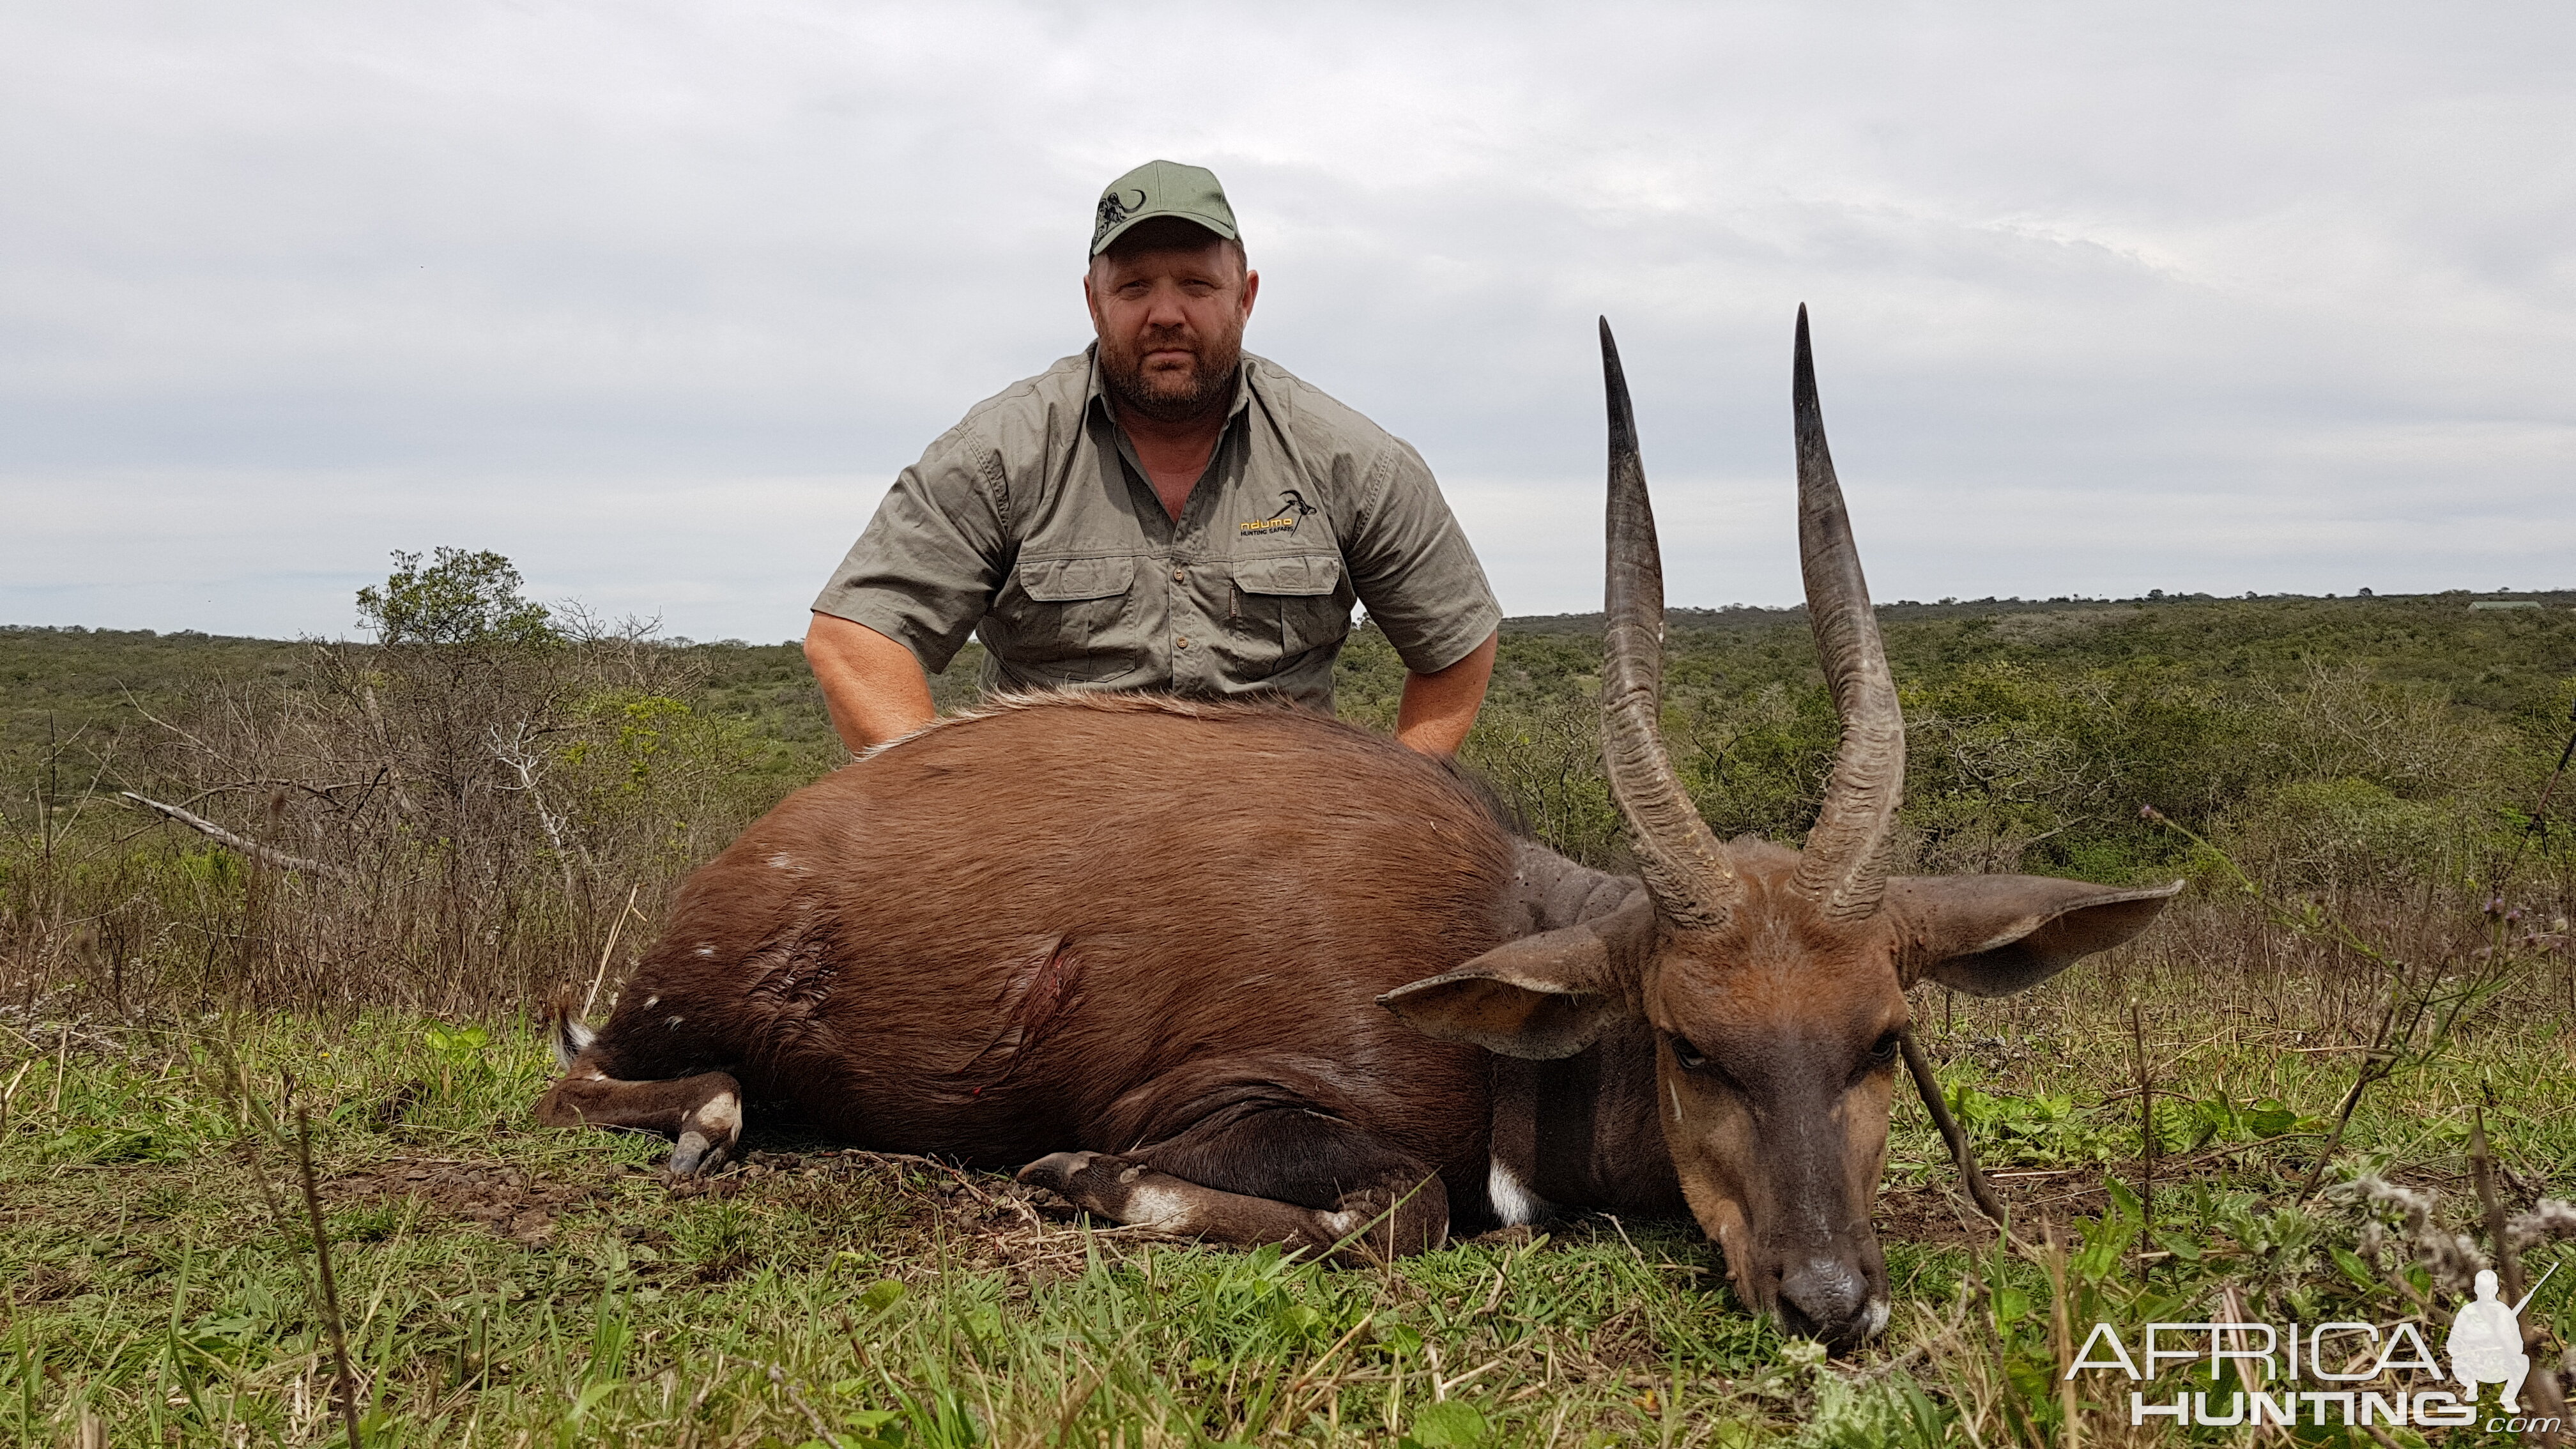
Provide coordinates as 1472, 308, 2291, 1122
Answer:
668, 1129, 732, 1178
1016, 1151, 1117, 1199
1018, 1151, 1212, 1234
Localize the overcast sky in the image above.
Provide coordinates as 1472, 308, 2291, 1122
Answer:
5, 2, 2572, 643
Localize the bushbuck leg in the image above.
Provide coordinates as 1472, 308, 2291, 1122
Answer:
534, 1015, 743, 1176
1019, 1108, 1450, 1264
534, 1067, 744, 1176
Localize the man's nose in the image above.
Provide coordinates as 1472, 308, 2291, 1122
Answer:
1139, 284, 1195, 329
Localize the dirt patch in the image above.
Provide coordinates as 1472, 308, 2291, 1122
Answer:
333, 1157, 608, 1245
8, 1260, 89, 1307
1875, 1173, 2111, 1250
705, 1147, 1092, 1282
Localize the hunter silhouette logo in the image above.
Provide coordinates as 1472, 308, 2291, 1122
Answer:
2450, 1264, 2552, 1412
2064, 1255, 2566, 1431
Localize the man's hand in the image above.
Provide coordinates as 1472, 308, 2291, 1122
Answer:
805, 613, 936, 753
1394, 631, 1499, 756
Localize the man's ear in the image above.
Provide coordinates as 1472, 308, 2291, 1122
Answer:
1886, 875, 2183, 997
1378, 893, 1655, 1059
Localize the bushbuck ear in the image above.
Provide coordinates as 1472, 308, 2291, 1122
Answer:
1377, 893, 1655, 1059
1887, 876, 2183, 997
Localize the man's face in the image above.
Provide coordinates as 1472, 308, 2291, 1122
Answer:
1085, 227, 1258, 425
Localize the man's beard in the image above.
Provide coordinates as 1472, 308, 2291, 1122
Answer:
1100, 325, 1241, 424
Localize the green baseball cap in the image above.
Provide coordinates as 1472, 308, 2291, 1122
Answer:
1089, 160, 1240, 258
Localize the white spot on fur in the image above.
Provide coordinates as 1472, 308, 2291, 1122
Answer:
1319, 1208, 1363, 1238
1487, 1158, 1547, 1227
1669, 1080, 1685, 1123
768, 852, 795, 869
641, 995, 658, 1009
1120, 1183, 1200, 1232
1863, 1299, 1890, 1338
698, 1091, 741, 1137
694, 946, 716, 958
666, 1016, 685, 1027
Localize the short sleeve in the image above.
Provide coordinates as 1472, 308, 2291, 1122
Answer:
1340, 439, 1502, 675
810, 429, 1008, 674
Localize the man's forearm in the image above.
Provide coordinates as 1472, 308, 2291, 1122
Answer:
1393, 630, 1499, 756
805, 612, 937, 753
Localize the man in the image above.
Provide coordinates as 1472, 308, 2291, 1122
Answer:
2448, 1268, 2531, 1412
806, 160, 1501, 754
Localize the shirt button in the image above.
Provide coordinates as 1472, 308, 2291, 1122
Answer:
1176, 637, 1189, 648
1172, 568, 1185, 581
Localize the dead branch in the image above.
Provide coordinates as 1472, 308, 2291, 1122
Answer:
120, 792, 356, 882
1899, 1027, 2010, 1227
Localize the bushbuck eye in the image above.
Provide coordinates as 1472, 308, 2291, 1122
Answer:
1867, 1032, 1901, 1069
1669, 1037, 1708, 1072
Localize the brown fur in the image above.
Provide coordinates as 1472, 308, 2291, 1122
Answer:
536, 698, 2174, 1342
539, 692, 1517, 1233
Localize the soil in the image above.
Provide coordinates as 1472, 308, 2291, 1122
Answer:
331, 1158, 608, 1245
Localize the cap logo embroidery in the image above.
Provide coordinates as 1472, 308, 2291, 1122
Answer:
1092, 188, 1147, 250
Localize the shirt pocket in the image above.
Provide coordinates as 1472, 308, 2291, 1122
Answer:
1222, 554, 1350, 680
1002, 555, 1140, 680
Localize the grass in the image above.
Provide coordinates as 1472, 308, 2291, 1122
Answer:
6, 588, 2576, 1443
8, 948, 2574, 1446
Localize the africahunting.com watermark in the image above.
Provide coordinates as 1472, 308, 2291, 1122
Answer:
2069, 1268, 2560, 1432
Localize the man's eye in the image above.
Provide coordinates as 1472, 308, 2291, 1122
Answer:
1670, 1038, 1708, 1072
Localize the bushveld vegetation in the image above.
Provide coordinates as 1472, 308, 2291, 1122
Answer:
4, 565, 2575, 1445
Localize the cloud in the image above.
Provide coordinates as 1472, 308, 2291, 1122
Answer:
4, 1, 2572, 638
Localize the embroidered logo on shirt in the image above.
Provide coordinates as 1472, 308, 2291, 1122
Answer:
1239, 489, 1317, 536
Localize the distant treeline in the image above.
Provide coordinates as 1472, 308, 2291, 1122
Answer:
4, 589, 2573, 1013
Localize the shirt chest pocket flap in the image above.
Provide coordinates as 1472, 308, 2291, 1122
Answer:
1230, 554, 1347, 657
1020, 555, 1138, 602
1011, 555, 1138, 659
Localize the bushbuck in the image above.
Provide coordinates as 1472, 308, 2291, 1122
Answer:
537, 311, 2177, 1345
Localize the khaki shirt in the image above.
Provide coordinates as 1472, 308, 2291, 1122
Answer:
813, 348, 1500, 712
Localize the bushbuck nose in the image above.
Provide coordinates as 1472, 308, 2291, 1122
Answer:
1777, 1256, 1868, 1343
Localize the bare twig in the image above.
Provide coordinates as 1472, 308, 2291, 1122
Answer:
2496, 707, 2576, 888
583, 884, 643, 1020
2044, 1224, 2080, 1449
1899, 1027, 2008, 1227
120, 792, 355, 882
768, 1365, 844, 1449
2219, 1284, 2283, 1444
491, 720, 590, 905
2132, 1002, 2154, 1260
2298, 1035, 2399, 1202
295, 1106, 365, 1449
